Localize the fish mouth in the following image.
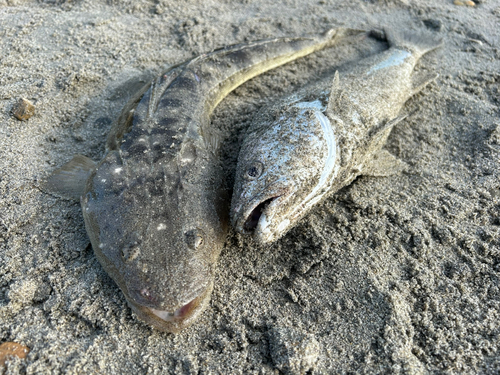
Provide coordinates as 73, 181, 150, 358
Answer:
128, 281, 213, 333
242, 196, 280, 232
237, 186, 293, 236
149, 293, 203, 322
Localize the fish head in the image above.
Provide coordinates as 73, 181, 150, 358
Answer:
81, 151, 227, 333
232, 101, 338, 244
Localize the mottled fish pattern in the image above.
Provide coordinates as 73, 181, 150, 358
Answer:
45, 28, 363, 332
231, 30, 442, 244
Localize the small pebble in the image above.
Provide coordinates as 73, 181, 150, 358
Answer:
453, 0, 475, 6
11, 98, 35, 121
0, 342, 30, 367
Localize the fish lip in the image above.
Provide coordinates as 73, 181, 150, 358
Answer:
236, 185, 294, 235
149, 292, 203, 322
127, 280, 213, 333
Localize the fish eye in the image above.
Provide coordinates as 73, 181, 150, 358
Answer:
185, 229, 204, 250
245, 161, 264, 180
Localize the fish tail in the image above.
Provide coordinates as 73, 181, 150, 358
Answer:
384, 28, 443, 59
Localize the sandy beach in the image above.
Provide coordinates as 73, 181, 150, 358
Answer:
1, 0, 499, 373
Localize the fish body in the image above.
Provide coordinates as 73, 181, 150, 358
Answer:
231, 30, 442, 244
45, 28, 362, 332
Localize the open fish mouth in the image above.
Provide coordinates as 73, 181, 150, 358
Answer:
242, 195, 282, 232
238, 186, 294, 235
128, 281, 213, 333
149, 293, 203, 322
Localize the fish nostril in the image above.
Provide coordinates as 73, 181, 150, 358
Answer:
137, 288, 155, 303
185, 229, 205, 250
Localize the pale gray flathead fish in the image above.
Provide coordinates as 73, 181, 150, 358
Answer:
232, 30, 442, 244
45, 28, 363, 332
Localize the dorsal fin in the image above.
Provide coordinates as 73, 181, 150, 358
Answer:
201, 125, 222, 156
332, 70, 340, 90
326, 71, 363, 128
326, 71, 343, 114
133, 64, 188, 124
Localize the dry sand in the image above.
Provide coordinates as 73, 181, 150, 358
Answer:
1, 0, 499, 373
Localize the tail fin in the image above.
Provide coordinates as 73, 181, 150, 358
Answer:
385, 28, 443, 59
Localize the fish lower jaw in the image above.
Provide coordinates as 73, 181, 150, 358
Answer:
238, 191, 294, 244
237, 185, 295, 235
149, 289, 207, 323
257, 217, 291, 244
149, 300, 193, 322
150, 308, 176, 321
240, 196, 280, 233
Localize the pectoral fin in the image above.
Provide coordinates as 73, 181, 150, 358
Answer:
363, 149, 407, 177
43, 155, 96, 200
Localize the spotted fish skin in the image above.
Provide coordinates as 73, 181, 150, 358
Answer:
46, 28, 363, 332
231, 30, 442, 245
